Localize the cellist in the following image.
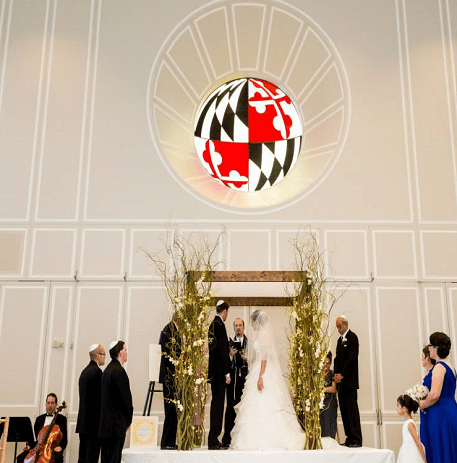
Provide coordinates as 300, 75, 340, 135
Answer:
16, 394, 68, 463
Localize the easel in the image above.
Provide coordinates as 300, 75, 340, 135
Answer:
0, 417, 9, 463
0, 417, 34, 463
143, 344, 162, 416
143, 381, 162, 416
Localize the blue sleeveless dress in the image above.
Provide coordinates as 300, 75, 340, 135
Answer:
420, 368, 432, 460
420, 362, 457, 463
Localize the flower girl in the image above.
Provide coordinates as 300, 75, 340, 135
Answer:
396, 392, 427, 463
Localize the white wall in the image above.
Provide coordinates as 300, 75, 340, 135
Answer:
1, 0, 457, 460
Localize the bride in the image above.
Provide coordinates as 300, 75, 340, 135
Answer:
230, 309, 305, 450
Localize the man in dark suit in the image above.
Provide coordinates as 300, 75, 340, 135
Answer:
334, 316, 362, 447
76, 343, 105, 463
222, 317, 248, 447
99, 340, 133, 463
207, 300, 231, 450
159, 313, 180, 450
16, 393, 67, 463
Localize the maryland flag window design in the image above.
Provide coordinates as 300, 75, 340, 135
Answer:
194, 78, 302, 192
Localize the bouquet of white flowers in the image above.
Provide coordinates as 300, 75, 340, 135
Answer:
405, 384, 429, 402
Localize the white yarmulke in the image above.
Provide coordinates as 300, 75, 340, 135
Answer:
88, 343, 98, 353
109, 340, 119, 349
216, 300, 225, 307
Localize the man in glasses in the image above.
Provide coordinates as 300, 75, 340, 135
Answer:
76, 344, 106, 463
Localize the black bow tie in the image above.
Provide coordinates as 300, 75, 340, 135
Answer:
46, 414, 54, 417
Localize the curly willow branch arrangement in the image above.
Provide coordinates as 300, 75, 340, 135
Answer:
143, 232, 223, 450
287, 232, 340, 450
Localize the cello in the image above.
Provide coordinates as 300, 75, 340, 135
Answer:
24, 402, 67, 463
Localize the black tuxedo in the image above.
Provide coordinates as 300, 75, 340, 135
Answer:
159, 321, 181, 448
334, 329, 362, 446
222, 335, 248, 446
99, 358, 133, 463
76, 360, 102, 463
17, 413, 67, 463
207, 315, 230, 447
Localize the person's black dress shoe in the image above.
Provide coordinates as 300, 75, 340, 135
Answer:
346, 443, 362, 448
161, 445, 178, 450
208, 442, 228, 450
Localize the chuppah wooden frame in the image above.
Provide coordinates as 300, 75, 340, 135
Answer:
191, 270, 309, 306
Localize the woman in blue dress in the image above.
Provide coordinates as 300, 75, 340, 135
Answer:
419, 344, 435, 458
419, 332, 457, 463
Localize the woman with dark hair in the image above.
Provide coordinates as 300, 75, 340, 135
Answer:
419, 332, 457, 463
419, 344, 435, 457
319, 351, 338, 438
421, 345, 436, 372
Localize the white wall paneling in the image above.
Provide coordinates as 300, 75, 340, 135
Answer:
125, 284, 170, 415
372, 229, 417, 279
275, 228, 321, 270
178, 228, 226, 270
0, 283, 49, 410
0, 228, 27, 276
448, 284, 457, 367
422, 284, 448, 335
34, 2, 93, 222
227, 229, 271, 270
46, 283, 74, 408
128, 228, 174, 279
420, 230, 457, 279
29, 228, 77, 278
374, 285, 423, 451
2, 0, 457, 460
0, 0, 48, 221
79, 229, 126, 278
324, 230, 370, 280
374, 286, 422, 412
404, 0, 457, 222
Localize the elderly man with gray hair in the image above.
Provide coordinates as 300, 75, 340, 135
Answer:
334, 316, 362, 447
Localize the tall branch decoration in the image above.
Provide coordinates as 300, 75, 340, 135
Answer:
143, 232, 223, 450
287, 232, 339, 450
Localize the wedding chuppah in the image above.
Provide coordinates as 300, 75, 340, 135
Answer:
141, 237, 395, 461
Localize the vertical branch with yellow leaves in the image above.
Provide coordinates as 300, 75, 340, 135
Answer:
143, 232, 223, 450
287, 232, 338, 449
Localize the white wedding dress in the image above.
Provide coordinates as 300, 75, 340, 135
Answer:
397, 419, 424, 463
230, 326, 305, 450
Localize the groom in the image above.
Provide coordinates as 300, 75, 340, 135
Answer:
208, 300, 231, 450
